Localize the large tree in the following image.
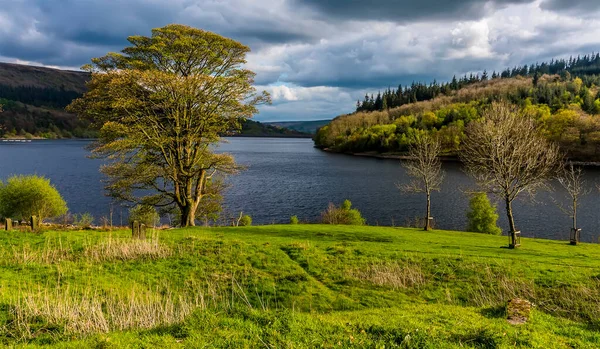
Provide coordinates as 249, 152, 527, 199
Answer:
68, 24, 269, 226
399, 134, 445, 231
461, 102, 561, 247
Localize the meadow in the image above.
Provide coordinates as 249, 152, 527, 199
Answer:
0, 225, 599, 348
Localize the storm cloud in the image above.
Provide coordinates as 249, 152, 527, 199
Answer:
1, 0, 599, 121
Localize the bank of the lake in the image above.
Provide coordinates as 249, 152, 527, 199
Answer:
1, 224, 599, 348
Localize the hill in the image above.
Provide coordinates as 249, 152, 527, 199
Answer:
1, 224, 599, 347
0, 62, 307, 139
316, 69, 600, 161
239, 119, 312, 137
265, 119, 331, 134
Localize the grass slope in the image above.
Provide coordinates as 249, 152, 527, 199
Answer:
1, 225, 599, 348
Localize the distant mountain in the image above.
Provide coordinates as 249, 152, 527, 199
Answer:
0, 62, 305, 139
265, 120, 331, 134
239, 119, 311, 138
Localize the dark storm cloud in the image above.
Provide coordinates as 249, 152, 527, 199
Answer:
541, 0, 600, 14
0, 0, 315, 67
294, 0, 534, 22
2, 0, 600, 120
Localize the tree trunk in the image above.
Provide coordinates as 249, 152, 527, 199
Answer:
505, 198, 517, 246
180, 202, 197, 227
573, 198, 577, 230
425, 191, 431, 231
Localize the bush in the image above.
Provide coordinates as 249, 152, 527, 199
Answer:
74, 213, 94, 229
239, 215, 252, 226
466, 192, 502, 235
290, 215, 299, 224
321, 200, 366, 225
0, 175, 67, 221
129, 205, 160, 227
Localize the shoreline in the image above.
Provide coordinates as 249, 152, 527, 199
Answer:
318, 147, 600, 167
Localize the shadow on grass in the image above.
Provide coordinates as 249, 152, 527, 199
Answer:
480, 305, 506, 319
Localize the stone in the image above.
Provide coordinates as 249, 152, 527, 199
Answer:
507, 298, 531, 325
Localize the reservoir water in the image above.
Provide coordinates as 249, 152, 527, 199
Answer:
0, 137, 598, 242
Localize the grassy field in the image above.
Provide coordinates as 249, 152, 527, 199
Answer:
0, 224, 599, 348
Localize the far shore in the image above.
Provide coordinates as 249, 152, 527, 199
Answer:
319, 147, 600, 167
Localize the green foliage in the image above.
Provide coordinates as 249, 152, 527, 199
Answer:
321, 200, 366, 225
0, 175, 67, 221
290, 215, 299, 224
67, 24, 270, 227
73, 213, 94, 229
239, 214, 252, 226
466, 193, 502, 235
129, 205, 160, 227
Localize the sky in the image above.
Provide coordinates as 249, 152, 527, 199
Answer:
1, 0, 600, 121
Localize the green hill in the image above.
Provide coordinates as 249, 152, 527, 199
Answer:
2, 224, 599, 347
316, 55, 600, 161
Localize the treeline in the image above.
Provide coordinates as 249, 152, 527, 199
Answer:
0, 82, 95, 138
0, 98, 96, 139
0, 84, 82, 109
357, 53, 600, 113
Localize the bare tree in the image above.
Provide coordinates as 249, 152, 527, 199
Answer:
461, 101, 562, 247
399, 134, 445, 231
556, 164, 590, 235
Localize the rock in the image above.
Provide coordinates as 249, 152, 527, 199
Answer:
507, 298, 532, 325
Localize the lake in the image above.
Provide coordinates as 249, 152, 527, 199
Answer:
0, 137, 598, 242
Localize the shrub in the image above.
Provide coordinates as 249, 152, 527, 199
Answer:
466, 192, 502, 235
290, 215, 299, 225
0, 175, 67, 221
74, 213, 94, 229
321, 200, 366, 225
239, 215, 252, 226
129, 205, 160, 227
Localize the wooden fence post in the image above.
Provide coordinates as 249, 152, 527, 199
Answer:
5, 218, 12, 231
30, 216, 39, 232
131, 220, 140, 239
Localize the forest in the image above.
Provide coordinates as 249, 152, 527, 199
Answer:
315, 54, 600, 161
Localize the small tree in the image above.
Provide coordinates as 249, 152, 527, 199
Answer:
321, 200, 366, 225
461, 102, 562, 247
399, 134, 445, 231
129, 204, 160, 227
74, 213, 94, 229
0, 175, 68, 222
239, 215, 252, 226
557, 165, 590, 233
466, 192, 502, 235
290, 215, 299, 224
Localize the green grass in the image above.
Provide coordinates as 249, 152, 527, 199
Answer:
1, 225, 600, 348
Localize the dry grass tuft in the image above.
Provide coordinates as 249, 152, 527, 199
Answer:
467, 266, 535, 307
351, 261, 426, 289
9, 285, 208, 339
2, 241, 73, 265
83, 232, 171, 262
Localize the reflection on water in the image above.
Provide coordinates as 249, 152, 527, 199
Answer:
0, 138, 599, 242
